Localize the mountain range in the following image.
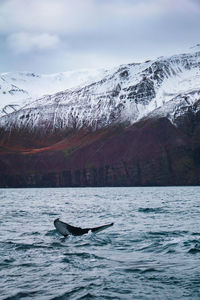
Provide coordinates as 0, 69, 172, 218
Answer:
1, 46, 200, 187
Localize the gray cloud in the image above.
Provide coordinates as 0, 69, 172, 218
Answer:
7, 32, 60, 54
0, 0, 200, 73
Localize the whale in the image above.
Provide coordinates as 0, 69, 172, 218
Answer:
54, 218, 114, 237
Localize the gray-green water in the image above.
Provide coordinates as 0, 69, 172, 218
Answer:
0, 187, 200, 300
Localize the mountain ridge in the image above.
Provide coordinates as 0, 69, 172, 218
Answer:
1, 49, 200, 133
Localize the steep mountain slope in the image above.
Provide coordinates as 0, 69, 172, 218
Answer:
0, 48, 200, 187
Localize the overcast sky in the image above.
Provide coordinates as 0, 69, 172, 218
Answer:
0, 0, 200, 74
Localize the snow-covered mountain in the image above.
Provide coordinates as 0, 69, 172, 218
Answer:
1, 48, 200, 132
0, 69, 107, 117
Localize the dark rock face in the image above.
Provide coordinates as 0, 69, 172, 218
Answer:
127, 78, 155, 104
0, 114, 200, 187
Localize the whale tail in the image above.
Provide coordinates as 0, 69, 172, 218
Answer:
54, 218, 114, 237
90, 222, 114, 234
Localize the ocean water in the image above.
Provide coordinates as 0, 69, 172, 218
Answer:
0, 187, 200, 300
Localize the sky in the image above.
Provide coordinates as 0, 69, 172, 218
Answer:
0, 0, 200, 74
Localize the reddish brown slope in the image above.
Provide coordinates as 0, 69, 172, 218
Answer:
0, 116, 199, 187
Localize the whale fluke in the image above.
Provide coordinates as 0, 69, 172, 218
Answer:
54, 218, 114, 237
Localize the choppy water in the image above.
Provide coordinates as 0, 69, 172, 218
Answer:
0, 187, 200, 300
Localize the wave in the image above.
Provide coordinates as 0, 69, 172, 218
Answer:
50, 286, 86, 300
45, 229, 57, 236
2, 241, 51, 251
50, 283, 105, 300
0, 258, 15, 268
147, 230, 188, 237
138, 207, 167, 213
188, 248, 200, 254
4, 290, 38, 300
184, 239, 200, 254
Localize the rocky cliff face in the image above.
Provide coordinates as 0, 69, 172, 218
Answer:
0, 48, 200, 187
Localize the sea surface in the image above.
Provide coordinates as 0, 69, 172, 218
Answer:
0, 187, 200, 300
